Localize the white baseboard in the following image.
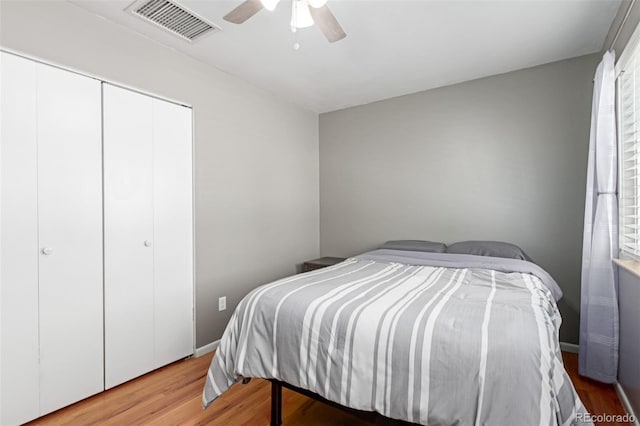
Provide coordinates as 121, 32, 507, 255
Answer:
615, 383, 640, 426
560, 342, 579, 353
194, 340, 220, 357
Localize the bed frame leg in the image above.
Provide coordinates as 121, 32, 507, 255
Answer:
271, 381, 282, 426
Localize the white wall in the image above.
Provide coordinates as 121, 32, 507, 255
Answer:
319, 54, 599, 344
0, 0, 319, 347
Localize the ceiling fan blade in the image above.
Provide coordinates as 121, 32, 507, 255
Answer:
309, 4, 346, 43
224, 0, 264, 24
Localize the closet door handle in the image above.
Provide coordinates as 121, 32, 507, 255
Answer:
41, 247, 54, 255
144, 240, 152, 247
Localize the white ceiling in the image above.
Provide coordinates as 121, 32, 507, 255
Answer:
72, 0, 621, 113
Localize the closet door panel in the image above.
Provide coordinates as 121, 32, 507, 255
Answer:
103, 84, 155, 389
152, 99, 194, 367
0, 52, 40, 426
36, 63, 104, 415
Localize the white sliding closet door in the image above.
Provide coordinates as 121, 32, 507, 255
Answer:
104, 84, 193, 389
1, 52, 103, 425
36, 63, 104, 415
103, 85, 155, 389
153, 100, 194, 368
1, 52, 40, 426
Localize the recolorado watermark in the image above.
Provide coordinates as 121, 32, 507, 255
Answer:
576, 413, 636, 423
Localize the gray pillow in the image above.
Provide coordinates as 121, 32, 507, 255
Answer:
379, 240, 447, 253
446, 240, 532, 261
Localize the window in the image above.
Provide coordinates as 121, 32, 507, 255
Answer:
619, 39, 640, 257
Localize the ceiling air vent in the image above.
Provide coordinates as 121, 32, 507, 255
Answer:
127, 0, 219, 42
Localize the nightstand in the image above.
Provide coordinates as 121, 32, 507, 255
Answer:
302, 257, 346, 273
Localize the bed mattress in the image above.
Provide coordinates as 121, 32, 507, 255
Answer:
203, 249, 591, 425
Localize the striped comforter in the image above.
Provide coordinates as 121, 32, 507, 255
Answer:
203, 250, 591, 425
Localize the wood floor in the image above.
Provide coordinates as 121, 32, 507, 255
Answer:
28, 352, 629, 426
562, 353, 629, 425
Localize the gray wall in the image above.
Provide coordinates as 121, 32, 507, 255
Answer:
319, 54, 599, 344
0, 1, 320, 348
603, 0, 640, 55
617, 267, 640, 418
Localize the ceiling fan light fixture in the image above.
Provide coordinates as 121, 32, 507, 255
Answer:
260, 0, 280, 11
223, 0, 345, 43
308, 0, 327, 8
291, 0, 314, 29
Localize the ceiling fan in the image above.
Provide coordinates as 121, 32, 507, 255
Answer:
223, 0, 346, 43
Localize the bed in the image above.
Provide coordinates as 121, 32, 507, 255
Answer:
202, 243, 591, 425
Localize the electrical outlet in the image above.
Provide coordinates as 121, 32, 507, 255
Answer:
218, 296, 227, 311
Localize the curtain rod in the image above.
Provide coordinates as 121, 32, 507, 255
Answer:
610, 0, 637, 51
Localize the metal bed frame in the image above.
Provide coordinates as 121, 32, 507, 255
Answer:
269, 380, 418, 426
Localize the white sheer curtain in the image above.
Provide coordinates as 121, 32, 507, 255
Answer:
579, 50, 619, 383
